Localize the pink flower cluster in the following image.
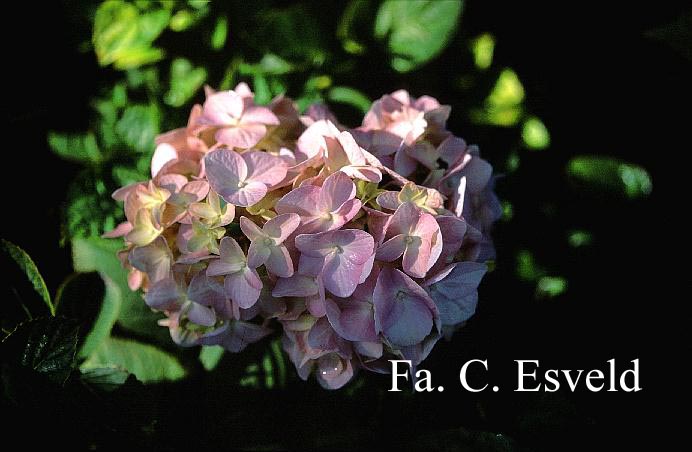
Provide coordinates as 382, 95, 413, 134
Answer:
107, 84, 500, 389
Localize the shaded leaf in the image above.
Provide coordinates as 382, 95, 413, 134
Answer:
567, 156, 652, 199
521, 116, 550, 150
1, 317, 79, 385
1, 239, 54, 318
80, 366, 130, 392
79, 276, 122, 359
81, 336, 186, 383
210, 16, 228, 50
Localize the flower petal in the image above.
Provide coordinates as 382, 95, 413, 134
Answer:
272, 274, 318, 297
239, 216, 265, 241
247, 240, 271, 268
275, 184, 322, 219
224, 268, 262, 309
215, 123, 267, 149
373, 268, 437, 347
263, 213, 301, 243
375, 234, 406, 262
241, 105, 280, 125
204, 149, 247, 199
243, 151, 288, 187
318, 171, 357, 213
325, 298, 378, 342
266, 245, 294, 277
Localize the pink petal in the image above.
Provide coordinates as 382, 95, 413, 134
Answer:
266, 245, 294, 277
388, 202, 420, 237
128, 237, 172, 283
188, 271, 231, 318
215, 123, 267, 149
336, 131, 367, 165
200, 91, 244, 125
325, 298, 378, 342
224, 267, 262, 309
239, 216, 265, 242
275, 184, 321, 219
318, 171, 356, 213
222, 321, 272, 352
363, 207, 391, 245
298, 254, 326, 277
232, 180, 268, 207
185, 301, 217, 327
144, 277, 182, 310
263, 213, 300, 243
394, 147, 418, 177
437, 135, 467, 166
373, 268, 437, 347
322, 254, 363, 297
204, 149, 247, 198
241, 105, 280, 125
247, 241, 271, 268
151, 143, 178, 178
338, 165, 382, 183
375, 191, 401, 210
243, 151, 288, 187
402, 236, 431, 278
102, 221, 133, 238
375, 234, 406, 262
272, 274, 318, 297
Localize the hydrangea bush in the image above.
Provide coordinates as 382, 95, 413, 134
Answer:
106, 83, 501, 389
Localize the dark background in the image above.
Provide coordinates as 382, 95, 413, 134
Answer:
2, 1, 687, 450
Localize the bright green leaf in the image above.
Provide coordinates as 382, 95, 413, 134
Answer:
169, 9, 194, 31
567, 156, 652, 199
471, 68, 525, 126
81, 336, 186, 383
522, 116, 550, 150
78, 276, 122, 359
199, 345, 224, 371
258, 53, 293, 75
48, 132, 102, 164
165, 58, 207, 107
472, 33, 495, 70
210, 16, 228, 50
1, 239, 54, 316
327, 86, 372, 113
71, 237, 165, 340
92, 2, 169, 70
536, 276, 568, 299
375, 0, 463, 72
516, 249, 545, 282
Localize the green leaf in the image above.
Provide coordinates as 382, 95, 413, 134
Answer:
210, 16, 228, 50
516, 249, 545, 282
567, 156, 652, 199
71, 237, 165, 340
1, 239, 54, 316
536, 276, 568, 299
471, 33, 495, 70
258, 53, 293, 75
115, 103, 161, 151
48, 132, 102, 164
165, 58, 207, 107
80, 366, 130, 392
81, 337, 186, 383
1, 317, 79, 385
327, 86, 372, 113
92, 2, 169, 70
199, 345, 224, 371
471, 68, 525, 126
375, 0, 463, 72
521, 116, 550, 150
567, 230, 592, 248
79, 276, 122, 359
